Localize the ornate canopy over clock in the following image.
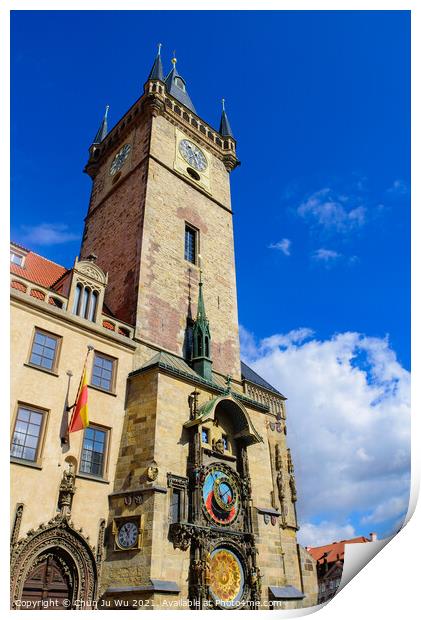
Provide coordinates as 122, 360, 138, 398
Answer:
201, 463, 240, 526
178, 139, 207, 171
109, 144, 132, 176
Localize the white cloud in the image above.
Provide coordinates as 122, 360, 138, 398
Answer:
269, 238, 291, 256
361, 495, 408, 525
240, 327, 410, 546
296, 188, 366, 233
387, 179, 408, 195
300, 521, 356, 548
312, 248, 341, 262
20, 223, 79, 246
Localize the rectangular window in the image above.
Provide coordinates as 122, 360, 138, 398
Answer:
170, 489, 181, 524
29, 329, 60, 371
91, 352, 115, 392
202, 428, 209, 443
11, 405, 44, 462
80, 426, 108, 477
184, 224, 197, 264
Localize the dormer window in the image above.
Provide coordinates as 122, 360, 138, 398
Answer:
10, 251, 25, 267
68, 257, 108, 326
174, 76, 186, 91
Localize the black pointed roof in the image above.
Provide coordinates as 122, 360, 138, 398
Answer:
148, 43, 164, 81
219, 100, 234, 138
241, 361, 284, 397
164, 58, 196, 113
92, 105, 109, 145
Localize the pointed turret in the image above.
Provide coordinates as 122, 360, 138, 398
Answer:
164, 54, 196, 113
148, 43, 164, 81
92, 105, 109, 145
219, 98, 234, 138
191, 267, 212, 381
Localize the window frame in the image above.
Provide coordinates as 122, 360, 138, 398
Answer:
167, 473, 188, 524
184, 223, 199, 265
10, 251, 25, 267
10, 403, 48, 466
27, 327, 62, 374
90, 350, 117, 394
78, 423, 110, 480
201, 427, 210, 444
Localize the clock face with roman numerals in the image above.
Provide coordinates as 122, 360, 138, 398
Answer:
109, 144, 132, 176
117, 521, 138, 549
202, 464, 240, 526
178, 139, 207, 172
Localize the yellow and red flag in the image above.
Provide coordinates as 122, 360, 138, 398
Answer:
68, 357, 90, 433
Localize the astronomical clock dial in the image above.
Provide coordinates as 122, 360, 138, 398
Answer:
178, 139, 207, 171
109, 144, 132, 176
202, 464, 240, 526
116, 521, 138, 549
209, 547, 245, 608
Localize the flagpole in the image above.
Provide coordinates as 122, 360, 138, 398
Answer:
60, 370, 73, 448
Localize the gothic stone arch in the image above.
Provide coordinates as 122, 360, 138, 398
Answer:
10, 514, 98, 609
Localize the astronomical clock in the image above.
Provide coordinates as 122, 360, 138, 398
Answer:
169, 395, 262, 609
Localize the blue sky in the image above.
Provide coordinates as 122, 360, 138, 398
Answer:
11, 11, 410, 545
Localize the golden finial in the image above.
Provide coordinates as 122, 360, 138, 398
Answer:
172, 50, 177, 66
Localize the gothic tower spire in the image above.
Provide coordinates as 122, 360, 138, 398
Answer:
164, 54, 196, 113
92, 105, 109, 145
148, 43, 164, 81
191, 266, 212, 381
219, 98, 234, 138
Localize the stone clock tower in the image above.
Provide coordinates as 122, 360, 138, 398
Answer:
76, 47, 317, 610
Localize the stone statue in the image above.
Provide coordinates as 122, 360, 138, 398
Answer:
276, 470, 285, 503
58, 463, 76, 514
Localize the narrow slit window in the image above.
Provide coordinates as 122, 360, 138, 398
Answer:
184, 225, 197, 264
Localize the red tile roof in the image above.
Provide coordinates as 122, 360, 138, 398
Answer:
307, 536, 370, 564
10, 248, 67, 289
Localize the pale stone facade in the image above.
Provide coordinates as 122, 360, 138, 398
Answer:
10, 50, 318, 610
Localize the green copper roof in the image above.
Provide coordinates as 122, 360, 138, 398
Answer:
129, 351, 270, 413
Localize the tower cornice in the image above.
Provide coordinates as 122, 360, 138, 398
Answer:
85, 80, 240, 177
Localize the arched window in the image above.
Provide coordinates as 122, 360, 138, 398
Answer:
72, 283, 82, 315
80, 287, 90, 319
88, 290, 98, 322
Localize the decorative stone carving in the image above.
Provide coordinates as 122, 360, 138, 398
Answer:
289, 473, 297, 503
58, 463, 76, 515
276, 471, 285, 503
146, 463, 158, 481
169, 522, 195, 551
74, 260, 107, 285
10, 504, 24, 549
212, 437, 224, 454
10, 512, 98, 608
